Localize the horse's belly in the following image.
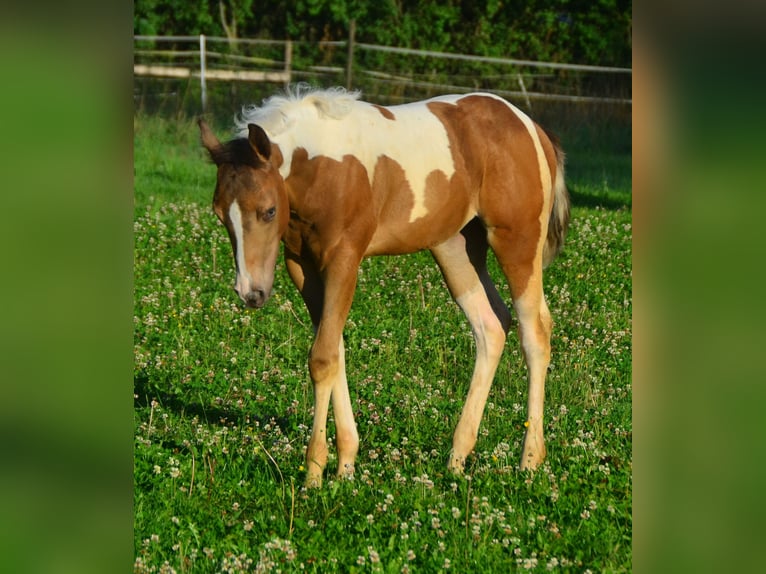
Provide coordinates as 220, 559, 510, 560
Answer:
365, 198, 474, 256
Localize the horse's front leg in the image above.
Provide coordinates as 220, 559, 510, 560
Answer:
286, 251, 360, 487
330, 340, 358, 479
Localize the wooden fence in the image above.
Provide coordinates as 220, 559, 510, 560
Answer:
134, 33, 631, 112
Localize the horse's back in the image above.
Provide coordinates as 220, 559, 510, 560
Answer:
271, 91, 557, 256
364, 94, 556, 254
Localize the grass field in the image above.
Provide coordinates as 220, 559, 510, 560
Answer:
133, 111, 632, 573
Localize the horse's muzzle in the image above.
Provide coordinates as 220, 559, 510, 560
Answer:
241, 288, 269, 308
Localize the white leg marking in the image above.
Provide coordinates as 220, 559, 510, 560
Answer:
306, 380, 332, 487
449, 285, 507, 471
305, 339, 359, 486
331, 340, 359, 478
514, 285, 550, 471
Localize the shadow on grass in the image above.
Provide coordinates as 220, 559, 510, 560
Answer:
570, 184, 632, 210
564, 143, 632, 211
134, 373, 293, 432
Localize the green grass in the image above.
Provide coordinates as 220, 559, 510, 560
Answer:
133, 113, 632, 572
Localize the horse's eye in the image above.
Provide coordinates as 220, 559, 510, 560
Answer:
263, 207, 276, 222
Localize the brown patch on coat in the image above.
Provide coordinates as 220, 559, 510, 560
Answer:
372, 104, 396, 120
365, 155, 471, 255
283, 146, 471, 258
207, 135, 286, 222
282, 95, 555, 296
427, 96, 547, 298
283, 148, 376, 269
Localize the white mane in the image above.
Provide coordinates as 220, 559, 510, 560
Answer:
235, 84, 362, 137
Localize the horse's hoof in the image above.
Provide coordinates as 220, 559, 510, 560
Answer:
305, 474, 323, 489
337, 463, 355, 481
447, 454, 466, 475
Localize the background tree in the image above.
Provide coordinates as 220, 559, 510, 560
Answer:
134, 0, 631, 67
218, 0, 256, 51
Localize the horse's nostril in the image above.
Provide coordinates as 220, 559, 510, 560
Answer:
244, 289, 266, 308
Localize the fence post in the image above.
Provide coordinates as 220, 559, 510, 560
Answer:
200, 34, 207, 112
284, 40, 293, 89
517, 73, 531, 110
346, 19, 356, 90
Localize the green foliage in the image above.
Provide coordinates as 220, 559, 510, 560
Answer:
133, 112, 631, 571
134, 0, 217, 36
134, 0, 632, 67
134, 1, 631, 114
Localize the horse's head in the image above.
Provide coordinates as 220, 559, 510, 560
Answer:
199, 119, 289, 308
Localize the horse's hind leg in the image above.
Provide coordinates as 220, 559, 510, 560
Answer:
431, 220, 511, 473
487, 225, 551, 470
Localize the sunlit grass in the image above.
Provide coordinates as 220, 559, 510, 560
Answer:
134, 113, 631, 572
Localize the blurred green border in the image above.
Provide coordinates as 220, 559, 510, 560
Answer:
0, 7, 134, 573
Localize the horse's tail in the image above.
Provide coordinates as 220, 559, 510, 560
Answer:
542, 134, 571, 268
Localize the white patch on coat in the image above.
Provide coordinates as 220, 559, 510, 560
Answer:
237, 90, 461, 224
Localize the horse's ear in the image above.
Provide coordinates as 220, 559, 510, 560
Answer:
248, 124, 272, 162
198, 118, 223, 163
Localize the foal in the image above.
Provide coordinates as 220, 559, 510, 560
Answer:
199, 87, 569, 487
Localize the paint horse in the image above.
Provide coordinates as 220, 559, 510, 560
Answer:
198, 86, 570, 487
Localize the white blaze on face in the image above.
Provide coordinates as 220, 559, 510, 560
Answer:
270, 96, 459, 224
228, 201, 253, 295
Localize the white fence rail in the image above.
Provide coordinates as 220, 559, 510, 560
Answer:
134, 34, 631, 111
